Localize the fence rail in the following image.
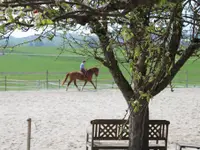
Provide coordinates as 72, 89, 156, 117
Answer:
0, 70, 199, 91
0, 71, 120, 91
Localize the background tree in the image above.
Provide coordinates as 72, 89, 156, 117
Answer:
0, 0, 200, 150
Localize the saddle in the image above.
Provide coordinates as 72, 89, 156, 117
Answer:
80, 71, 88, 78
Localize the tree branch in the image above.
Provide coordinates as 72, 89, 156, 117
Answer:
152, 42, 200, 96
90, 19, 134, 101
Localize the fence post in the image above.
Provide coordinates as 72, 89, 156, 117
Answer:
46, 70, 48, 89
59, 79, 60, 89
95, 76, 97, 89
39, 80, 41, 89
5, 76, 7, 91
112, 81, 114, 89
27, 118, 31, 150
185, 70, 188, 88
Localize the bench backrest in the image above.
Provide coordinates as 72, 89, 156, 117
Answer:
148, 120, 170, 142
91, 119, 129, 140
90, 119, 170, 141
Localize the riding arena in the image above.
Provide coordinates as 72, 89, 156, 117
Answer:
0, 88, 200, 150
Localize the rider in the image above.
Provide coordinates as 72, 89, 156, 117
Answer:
80, 60, 87, 77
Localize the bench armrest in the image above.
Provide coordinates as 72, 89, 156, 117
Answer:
86, 125, 92, 142
86, 132, 92, 141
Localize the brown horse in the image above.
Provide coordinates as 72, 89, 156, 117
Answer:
62, 67, 99, 91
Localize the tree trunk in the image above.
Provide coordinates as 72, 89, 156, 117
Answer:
129, 105, 149, 150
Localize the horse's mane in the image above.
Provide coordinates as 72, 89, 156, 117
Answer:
88, 67, 99, 71
86, 67, 99, 76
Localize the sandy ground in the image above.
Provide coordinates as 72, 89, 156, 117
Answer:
0, 88, 200, 150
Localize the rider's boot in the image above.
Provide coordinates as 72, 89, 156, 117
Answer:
84, 73, 88, 79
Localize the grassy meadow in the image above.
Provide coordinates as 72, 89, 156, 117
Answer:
0, 46, 200, 90
0, 47, 118, 90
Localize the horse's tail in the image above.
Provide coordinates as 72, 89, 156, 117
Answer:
62, 73, 69, 85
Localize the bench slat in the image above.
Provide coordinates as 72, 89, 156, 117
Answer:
177, 143, 200, 150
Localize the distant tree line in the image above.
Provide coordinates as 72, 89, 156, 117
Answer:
29, 41, 44, 47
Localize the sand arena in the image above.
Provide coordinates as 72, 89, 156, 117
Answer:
0, 88, 200, 150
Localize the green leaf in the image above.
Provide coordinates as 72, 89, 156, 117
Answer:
41, 19, 53, 25
47, 34, 55, 41
131, 100, 142, 113
17, 24, 20, 30
121, 26, 134, 42
0, 25, 5, 32
159, 0, 167, 5
134, 46, 140, 59
62, 3, 72, 11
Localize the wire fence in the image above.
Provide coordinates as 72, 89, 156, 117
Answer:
0, 70, 199, 91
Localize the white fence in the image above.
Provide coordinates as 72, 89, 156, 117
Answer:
0, 70, 199, 91
0, 73, 118, 91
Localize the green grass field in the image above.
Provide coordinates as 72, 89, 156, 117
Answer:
173, 58, 200, 86
0, 47, 118, 90
0, 46, 200, 90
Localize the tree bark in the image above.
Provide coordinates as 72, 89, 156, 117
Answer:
129, 105, 149, 150
92, 18, 149, 150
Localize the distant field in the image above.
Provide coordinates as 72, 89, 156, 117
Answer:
6, 46, 79, 55
0, 47, 128, 82
173, 58, 200, 87
0, 46, 200, 89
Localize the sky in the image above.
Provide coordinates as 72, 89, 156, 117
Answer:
11, 29, 43, 38
11, 25, 91, 38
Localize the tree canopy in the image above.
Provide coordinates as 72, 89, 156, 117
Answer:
1, 0, 200, 150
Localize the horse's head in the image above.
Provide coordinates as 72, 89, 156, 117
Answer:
92, 67, 99, 77
87, 67, 99, 77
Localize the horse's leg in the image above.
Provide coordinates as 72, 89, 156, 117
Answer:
66, 80, 72, 91
82, 80, 88, 91
74, 80, 80, 91
89, 80, 96, 89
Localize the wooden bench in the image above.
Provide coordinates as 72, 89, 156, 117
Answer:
177, 143, 200, 150
86, 119, 170, 150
